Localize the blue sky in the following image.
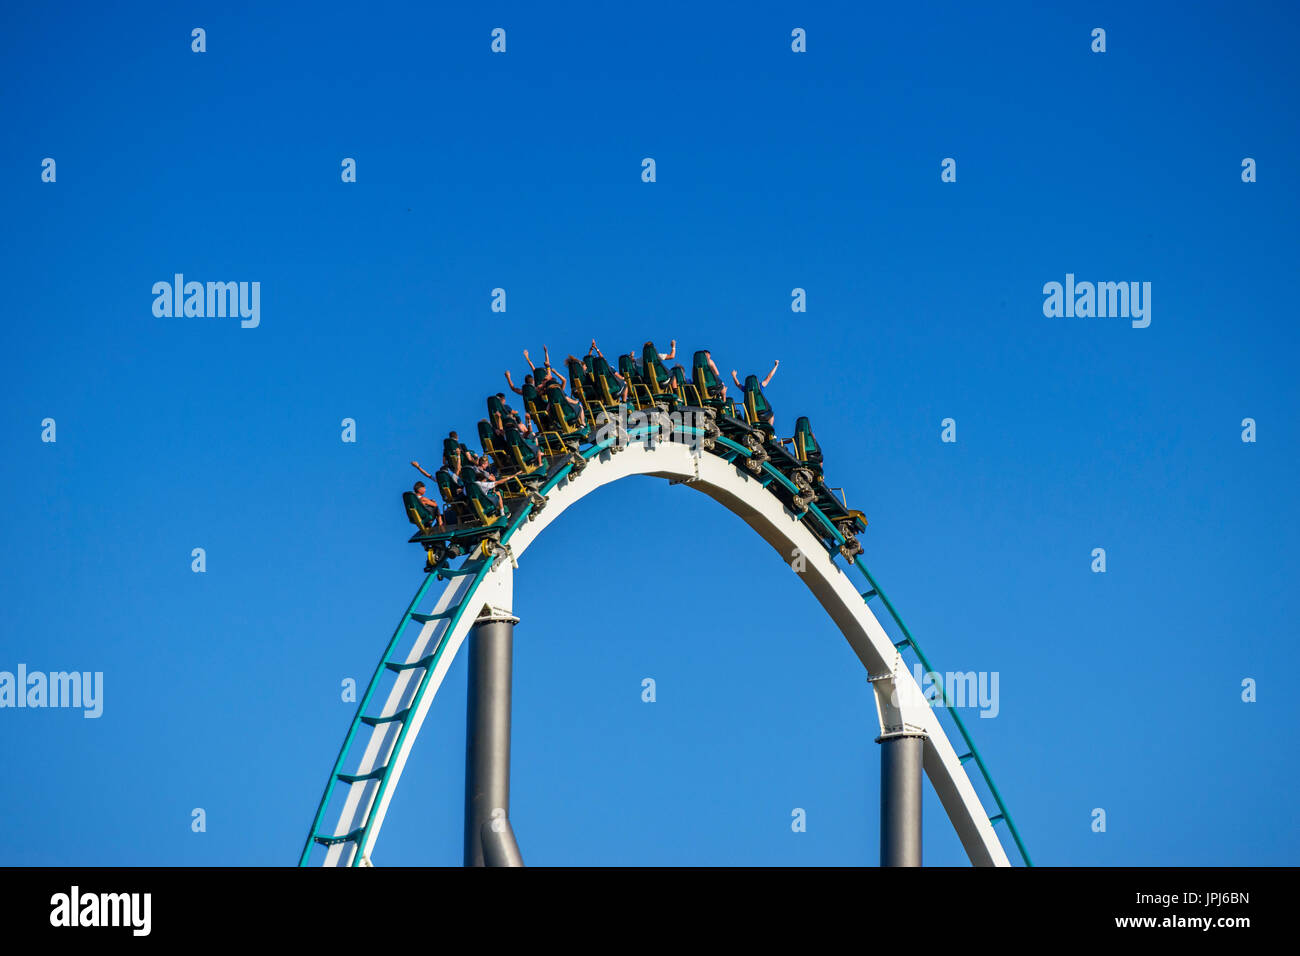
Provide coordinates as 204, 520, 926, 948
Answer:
1, 1, 1297, 866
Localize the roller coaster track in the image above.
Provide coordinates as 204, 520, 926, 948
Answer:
299, 423, 1033, 867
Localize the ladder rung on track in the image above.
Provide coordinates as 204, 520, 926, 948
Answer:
360, 708, 411, 727
437, 566, 481, 579
337, 767, 387, 784
410, 610, 456, 624
314, 828, 364, 847
385, 653, 435, 673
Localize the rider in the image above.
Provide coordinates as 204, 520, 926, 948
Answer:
412, 481, 445, 529
524, 345, 567, 393
693, 348, 727, 401
732, 361, 779, 430
641, 339, 678, 396
587, 339, 629, 402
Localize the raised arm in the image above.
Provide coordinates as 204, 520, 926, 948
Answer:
504, 370, 523, 395
523, 349, 537, 373
659, 339, 677, 361
550, 365, 567, 388
731, 370, 742, 388
762, 359, 779, 388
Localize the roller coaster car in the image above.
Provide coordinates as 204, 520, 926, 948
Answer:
403, 491, 461, 571
408, 475, 519, 570
771, 417, 867, 558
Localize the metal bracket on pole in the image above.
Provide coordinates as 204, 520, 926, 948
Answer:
869, 650, 929, 867
464, 562, 524, 867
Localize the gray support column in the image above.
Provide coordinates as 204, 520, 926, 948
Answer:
463, 609, 524, 867
878, 731, 925, 867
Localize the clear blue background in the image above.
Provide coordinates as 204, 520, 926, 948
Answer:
1, 1, 1296, 866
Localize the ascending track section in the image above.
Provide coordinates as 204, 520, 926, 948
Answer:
300, 412, 1033, 867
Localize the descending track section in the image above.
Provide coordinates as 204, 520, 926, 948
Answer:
300, 423, 1032, 867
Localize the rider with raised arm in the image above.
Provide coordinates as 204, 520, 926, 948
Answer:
524, 345, 567, 392
693, 348, 728, 401
588, 338, 629, 402
732, 360, 780, 429
642, 339, 679, 396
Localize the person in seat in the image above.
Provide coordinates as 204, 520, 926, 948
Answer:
692, 349, 727, 402
524, 345, 567, 393
587, 340, 628, 402
412, 481, 444, 529
506, 425, 546, 471
445, 430, 495, 480
641, 340, 678, 396
619, 351, 644, 387
467, 465, 506, 513
546, 382, 587, 429
565, 355, 592, 399
488, 394, 529, 437
504, 372, 546, 431
732, 360, 779, 428
435, 463, 464, 506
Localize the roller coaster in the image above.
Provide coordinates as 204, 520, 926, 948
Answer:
299, 345, 1033, 867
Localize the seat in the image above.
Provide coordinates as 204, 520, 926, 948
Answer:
793, 416, 824, 476
742, 374, 775, 438
692, 350, 725, 407
442, 436, 465, 467
487, 395, 506, 431
565, 357, 593, 398
464, 475, 506, 526
435, 468, 474, 526
570, 378, 607, 429
590, 355, 624, 406
505, 426, 548, 479
545, 384, 592, 444
477, 419, 514, 475
522, 383, 552, 430
619, 354, 644, 389
402, 491, 440, 535
642, 343, 673, 397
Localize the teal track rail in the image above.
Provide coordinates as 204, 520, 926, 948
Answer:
298, 561, 489, 865
298, 438, 598, 865
710, 432, 1033, 867
301, 423, 1031, 866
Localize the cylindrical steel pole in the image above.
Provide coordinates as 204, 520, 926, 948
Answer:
879, 732, 925, 867
464, 614, 523, 866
